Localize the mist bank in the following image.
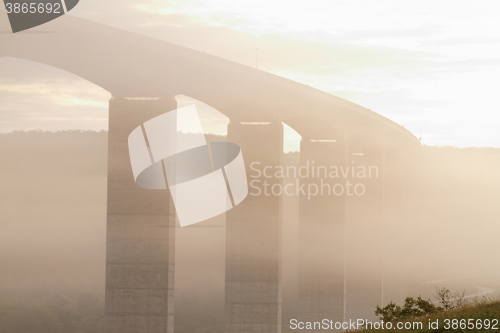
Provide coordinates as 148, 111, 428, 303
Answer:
1, 130, 499, 329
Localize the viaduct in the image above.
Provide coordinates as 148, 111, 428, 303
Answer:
1, 13, 421, 333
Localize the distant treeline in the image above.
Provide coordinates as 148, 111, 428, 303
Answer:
0, 293, 104, 333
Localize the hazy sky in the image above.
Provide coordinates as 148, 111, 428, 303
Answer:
1, 0, 500, 148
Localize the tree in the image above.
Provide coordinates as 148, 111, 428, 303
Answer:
375, 296, 439, 322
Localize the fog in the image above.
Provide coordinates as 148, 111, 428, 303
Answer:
1, 130, 500, 331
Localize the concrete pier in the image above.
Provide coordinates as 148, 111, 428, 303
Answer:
298, 137, 345, 329
380, 150, 406, 306
105, 97, 176, 333
225, 121, 283, 333
344, 138, 384, 321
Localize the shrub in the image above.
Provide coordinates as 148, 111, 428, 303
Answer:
375, 296, 439, 322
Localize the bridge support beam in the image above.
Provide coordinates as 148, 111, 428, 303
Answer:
380, 151, 406, 305
344, 142, 383, 321
105, 97, 176, 333
298, 138, 345, 329
225, 121, 283, 333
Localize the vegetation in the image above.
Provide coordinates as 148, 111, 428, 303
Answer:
354, 288, 500, 333
375, 296, 439, 322
374, 288, 468, 322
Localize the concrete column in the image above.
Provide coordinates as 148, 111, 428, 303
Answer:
298, 138, 345, 329
344, 139, 384, 321
380, 150, 405, 305
225, 121, 283, 333
106, 97, 176, 333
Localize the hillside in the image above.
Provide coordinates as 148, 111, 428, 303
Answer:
352, 299, 500, 333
